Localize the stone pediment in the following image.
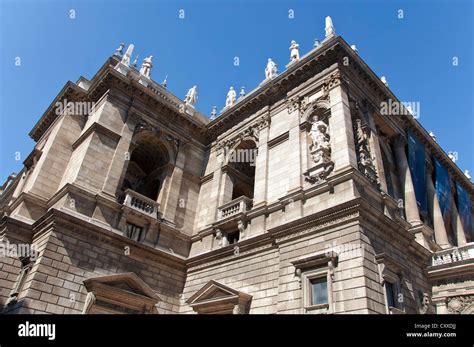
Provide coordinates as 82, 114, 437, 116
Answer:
83, 272, 161, 314
186, 280, 252, 314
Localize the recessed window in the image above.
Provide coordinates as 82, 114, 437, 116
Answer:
385, 281, 397, 308
226, 231, 240, 245
125, 223, 143, 242
310, 277, 328, 305
8, 256, 32, 304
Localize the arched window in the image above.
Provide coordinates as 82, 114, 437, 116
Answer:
120, 129, 172, 202
228, 139, 257, 200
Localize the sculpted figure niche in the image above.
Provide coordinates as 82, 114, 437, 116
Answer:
304, 111, 334, 184
354, 118, 378, 185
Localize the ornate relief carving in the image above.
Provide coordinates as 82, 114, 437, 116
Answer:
286, 96, 299, 114
447, 295, 474, 314
255, 113, 271, 130
134, 121, 160, 136
238, 219, 247, 240
353, 114, 378, 185
215, 229, 223, 248
419, 292, 433, 314
216, 114, 269, 153
304, 114, 334, 184
286, 95, 313, 116
322, 70, 347, 95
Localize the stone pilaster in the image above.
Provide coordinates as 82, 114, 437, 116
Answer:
102, 119, 136, 196
253, 121, 270, 207
287, 107, 302, 193
207, 150, 225, 225
327, 74, 358, 171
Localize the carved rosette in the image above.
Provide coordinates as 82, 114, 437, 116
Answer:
447, 295, 474, 314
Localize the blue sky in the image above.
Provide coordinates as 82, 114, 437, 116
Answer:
0, 0, 472, 182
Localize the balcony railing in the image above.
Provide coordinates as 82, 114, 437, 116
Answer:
121, 189, 160, 219
217, 196, 253, 221
432, 243, 474, 266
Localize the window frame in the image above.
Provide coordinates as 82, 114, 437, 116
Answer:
301, 268, 332, 312
125, 222, 144, 242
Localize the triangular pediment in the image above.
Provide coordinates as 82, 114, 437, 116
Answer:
84, 272, 161, 301
186, 280, 251, 306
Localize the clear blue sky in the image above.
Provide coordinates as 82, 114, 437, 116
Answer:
0, 0, 473, 182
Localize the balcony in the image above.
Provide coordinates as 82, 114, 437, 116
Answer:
120, 189, 160, 219
217, 196, 253, 221
427, 243, 474, 281
432, 244, 474, 266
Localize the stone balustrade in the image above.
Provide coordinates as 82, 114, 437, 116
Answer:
217, 196, 253, 221
432, 243, 474, 266
122, 189, 160, 219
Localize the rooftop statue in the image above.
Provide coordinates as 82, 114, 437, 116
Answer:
225, 86, 237, 108
185, 85, 198, 106
139, 55, 153, 78
289, 40, 300, 62
265, 58, 278, 80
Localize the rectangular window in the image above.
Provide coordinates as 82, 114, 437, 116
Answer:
310, 277, 328, 305
125, 223, 143, 242
386, 282, 397, 308
8, 257, 32, 304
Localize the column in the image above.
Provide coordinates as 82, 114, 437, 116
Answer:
368, 123, 388, 192
161, 144, 186, 223
426, 162, 450, 247
392, 135, 422, 225
451, 197, 467, 246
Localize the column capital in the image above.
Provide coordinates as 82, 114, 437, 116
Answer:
426, 159, 435, 175
390, 134, 407, 149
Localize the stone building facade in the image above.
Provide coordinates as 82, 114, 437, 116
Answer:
1, 18, 473, 315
